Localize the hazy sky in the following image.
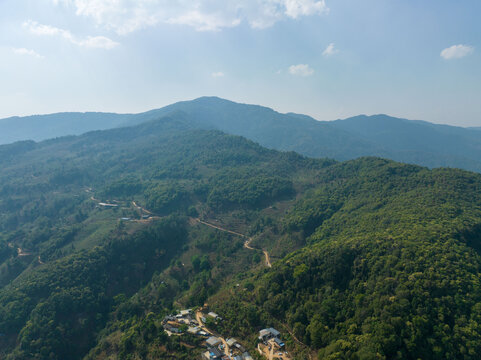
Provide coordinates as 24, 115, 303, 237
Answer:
1, 0, 480, 126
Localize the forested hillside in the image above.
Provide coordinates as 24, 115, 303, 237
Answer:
140, 98, 481, 172
0, 114, 328, 359
1, 113, 481, 359
211, 159, 481, 359
2, 97, 481, 173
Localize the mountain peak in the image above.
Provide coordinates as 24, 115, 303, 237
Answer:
1, 97, 481, 173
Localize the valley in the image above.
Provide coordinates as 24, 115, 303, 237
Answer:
2, 1, 479, 358
1, 115, 481, 359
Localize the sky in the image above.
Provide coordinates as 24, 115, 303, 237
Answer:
0, 0, 480, 126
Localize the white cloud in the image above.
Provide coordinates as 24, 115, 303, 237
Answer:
166, 11, 241, 32
52, 0, 329, 34
211, 71, 225, 78
23, 20, 119, 49
284, 0, 328, 18
440, 44, 474, 60
12, 47, 45, 59
288, 64, 314, 76
78, 36, 119, 49
25, 21, 63, 36
322, 42, 338, 57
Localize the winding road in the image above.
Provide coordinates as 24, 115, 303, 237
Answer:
87, 192, 272, 268
196, 219, 272, 268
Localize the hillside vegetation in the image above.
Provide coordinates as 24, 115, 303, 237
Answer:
0, 113, 481, 359
212, 159, 481, 359
2, 97, 481, 173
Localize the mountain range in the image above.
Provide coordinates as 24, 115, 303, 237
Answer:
2, 97, 481, 172
1, 108, 481, 359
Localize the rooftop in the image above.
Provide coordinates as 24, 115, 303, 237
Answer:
208, 347, 223, 358
226, 338, 237, 347
259, 328, 280, 338
206, 336, 221, 347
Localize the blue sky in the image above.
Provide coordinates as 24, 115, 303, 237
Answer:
0, 0, 480, 126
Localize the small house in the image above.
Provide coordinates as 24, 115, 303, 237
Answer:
187, 326, 200, 335
206, 336, 221, 347
180, 309, 192, 316
258, 328, 281, 341
208, 312, 220, 319
226, 338, 237, 347
207, 347, 223, 359
274, 337, 285, 348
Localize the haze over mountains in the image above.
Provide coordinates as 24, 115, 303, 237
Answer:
1, 97, 481, 173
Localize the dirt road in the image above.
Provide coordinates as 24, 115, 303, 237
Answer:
195, 311, 211, 334
196, 219, 272, 268
17, 248, 32, 256
195, 311, 231, 354
244, 239, 255, 250
263, 250, 272, 267
132, 201, 154, 215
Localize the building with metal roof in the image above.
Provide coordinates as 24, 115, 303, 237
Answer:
206, 336, 221, 347
226, 338, 237, 347
258, 328, 281, 341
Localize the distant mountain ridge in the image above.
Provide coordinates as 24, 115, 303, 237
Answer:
1, 97, 481, 172
0, 112, 131, 145
2, 112, 481, 359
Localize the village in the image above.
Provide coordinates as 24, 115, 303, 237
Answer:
162, 308, 291, 360
94, 191, 287, 359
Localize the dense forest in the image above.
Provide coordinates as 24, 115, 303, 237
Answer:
1, 113, 481, 359
211, 159, 481, 359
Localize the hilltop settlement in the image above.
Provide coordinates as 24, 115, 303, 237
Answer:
162, 308, 291, 359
